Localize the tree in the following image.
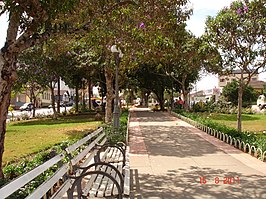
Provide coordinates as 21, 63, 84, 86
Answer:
222, 80, 259, 107
0, 0, 81, 179
0, 0, 140, 178
166, 33, 203, 110
204, 0, 266, 131
129, 63, 172, 110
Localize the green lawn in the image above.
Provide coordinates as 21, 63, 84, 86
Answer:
198, 113, 266, 133
4, 115, 101, 164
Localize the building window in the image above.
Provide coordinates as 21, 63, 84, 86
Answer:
251, 78, 257, 81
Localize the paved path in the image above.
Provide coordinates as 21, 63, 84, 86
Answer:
128, 108, 266, 199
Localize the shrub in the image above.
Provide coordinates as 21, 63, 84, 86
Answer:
105, 111, 128, 145
174, 110, 266, 152
20, 113, 30, 120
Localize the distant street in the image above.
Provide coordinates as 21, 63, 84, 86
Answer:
7, 107, 72, 122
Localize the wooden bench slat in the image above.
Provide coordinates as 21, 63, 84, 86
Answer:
104, 165, 118, 197
89, 165, 107, 197
26, 163, 69, 199
96, 165, 112, 197
113, 164, 123, 195
0, 153, 64, 199
66, 127, 103, 153
50, 178, 74, 199
71, 133, 105, 165
105, 147, 116, 162
98, 147, 112, 162
82, 165, 102, 196
123, 166, 130, 196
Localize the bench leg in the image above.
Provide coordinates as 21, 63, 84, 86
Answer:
69, 170, 123, 199
77, 162, 124, 192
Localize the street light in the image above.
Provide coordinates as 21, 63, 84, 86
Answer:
111, 45, 123, 129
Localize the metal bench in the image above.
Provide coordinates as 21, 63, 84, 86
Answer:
0, 127, 130, 199
0, 152, 67, 199
58, 130, 130, 199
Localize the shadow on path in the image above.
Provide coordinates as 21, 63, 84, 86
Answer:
129, 110, 266, 198
130, 167, 266, 199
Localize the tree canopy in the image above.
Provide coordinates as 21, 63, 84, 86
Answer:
204, 0, 266, 131
222, 80, 259, 107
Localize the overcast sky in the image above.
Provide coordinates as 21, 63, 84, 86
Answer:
0, 1, 264, 90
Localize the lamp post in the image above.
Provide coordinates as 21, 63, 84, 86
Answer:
111, 45, 123, 129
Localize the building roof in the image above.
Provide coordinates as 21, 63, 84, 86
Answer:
232, 69, 258, 74
249, 80, 265, 89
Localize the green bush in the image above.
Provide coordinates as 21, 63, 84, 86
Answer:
105, 111, 129, 145
1, 140, 77, 197
174, 110, 266, 152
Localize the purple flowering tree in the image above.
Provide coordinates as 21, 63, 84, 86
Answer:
204, 0, 266, 132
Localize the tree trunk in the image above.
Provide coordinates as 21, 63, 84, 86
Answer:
32, 96, 36, 117
144, 92, 150, 107
82, 81, 86, 111
57, 78, 60, 113
88, 79, 92, 110
75, 85, 79, 112
0, 53, 17, 179
181, 85, 189, 111
104, 66, 114, 123
154, 89, 165, 111
237, 71, 244, 132
50, 82, 57, 118
30, 87, 35, 118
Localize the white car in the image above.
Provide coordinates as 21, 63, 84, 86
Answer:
19, 103, 33, 111
257, 95, 266, 110
48, 102, 65, 109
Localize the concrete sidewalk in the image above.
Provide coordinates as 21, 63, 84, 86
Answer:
128, 108, 266, 199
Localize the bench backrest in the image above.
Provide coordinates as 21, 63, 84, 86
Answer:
49, 127, 106, 199
0, 127, 105, 199
0, 153, 65, 199
65, 127, 105, 166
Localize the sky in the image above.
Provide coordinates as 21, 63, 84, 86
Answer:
186, 0, 235, 91
0, 1, 265, 91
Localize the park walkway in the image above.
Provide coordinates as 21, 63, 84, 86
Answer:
128, 108, 266, 199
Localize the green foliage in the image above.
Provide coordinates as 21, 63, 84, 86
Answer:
175, 111, 266, 152
2, 111, 128, 197
105, 111, 129, 145
222, 80, 259, 106
2, 140, 76, 198
8, 106, 13, 112
204, 0, 265, 73
204, 0, 265, 131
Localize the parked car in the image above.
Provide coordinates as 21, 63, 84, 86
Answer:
48, 102, 65, 109
257, 95, 266, 110
64, 101, 74, 107
19, 103, 33, 111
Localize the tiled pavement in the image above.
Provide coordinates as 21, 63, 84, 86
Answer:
128, 108, 266, 199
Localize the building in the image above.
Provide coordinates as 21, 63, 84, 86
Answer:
190, 87, 221, 104
10, 79, 102, 109
218, 69, 259, 88
218, 70, 264, 93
